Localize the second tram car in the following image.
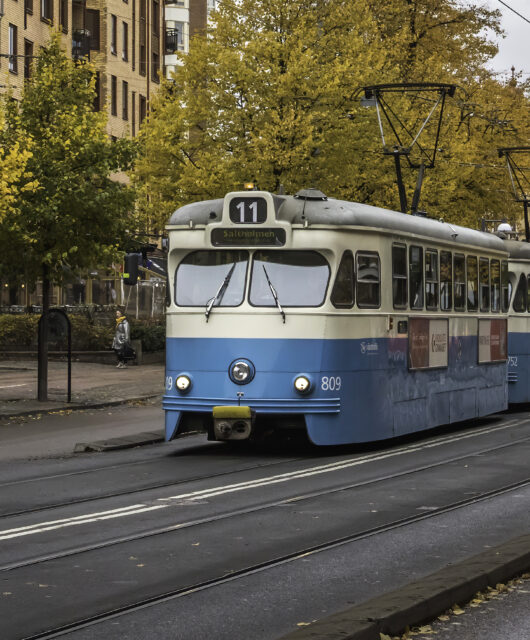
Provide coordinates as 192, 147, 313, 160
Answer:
163, 189, 509, 445
504, 239, 530, 403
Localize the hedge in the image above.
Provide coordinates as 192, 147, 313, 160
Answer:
0, 314, 165, 353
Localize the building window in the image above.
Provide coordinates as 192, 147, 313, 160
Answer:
110, 75, 117, 116
60, 0, 68, 32
93, 72, 101, 111
132, 0, 136, 70
41, 0, 53, 22
132, 92, 136, 136
9, 25, 18, 74
152, 0, 160, 37
25, 0, 33, 15
111, 15, 117, 55
24, 40, 33, 79
86, 10, 100, 50
139, 95, 147, 125
152, 52, 159, 82
122, 22, 128, 61
122, 81, 128, 120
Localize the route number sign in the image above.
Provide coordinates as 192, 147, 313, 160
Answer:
229, 197, 267, 224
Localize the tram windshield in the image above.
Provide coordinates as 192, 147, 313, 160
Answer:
250, 251, 330, 307
175, 250, 248, 307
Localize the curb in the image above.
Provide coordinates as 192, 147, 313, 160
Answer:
74, 430, 164, 452
279, 534, 530, 640
0, 394, 162, 420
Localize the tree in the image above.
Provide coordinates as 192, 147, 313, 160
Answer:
134, 0, 530, 229
0, 33, 136, 400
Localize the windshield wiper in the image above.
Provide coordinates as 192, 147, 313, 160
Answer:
205, 262, 236, 322
262, 265, 285, 323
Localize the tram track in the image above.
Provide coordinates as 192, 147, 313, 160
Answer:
1, 415, 527, 521
17, 475, 530, 640
0, 452, 308, 519
3, 431, 529, 574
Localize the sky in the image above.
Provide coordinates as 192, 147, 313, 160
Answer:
478, 0, 530, 76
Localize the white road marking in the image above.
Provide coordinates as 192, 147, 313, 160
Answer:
0, 505, 167, 541
0, 417, 527, 541
0, 384, 28, 389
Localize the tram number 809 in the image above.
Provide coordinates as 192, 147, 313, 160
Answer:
321, 376, 342, 391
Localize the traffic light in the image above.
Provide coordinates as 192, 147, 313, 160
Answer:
123, 253, 141, 285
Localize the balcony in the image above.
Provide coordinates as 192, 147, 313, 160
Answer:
165, 28, 185, 54
72, 30, 91, 61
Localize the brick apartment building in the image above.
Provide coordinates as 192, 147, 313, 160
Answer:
0, 0, 167, 138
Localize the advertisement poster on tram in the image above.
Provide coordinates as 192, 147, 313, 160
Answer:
478, 319, 508, 363
409, 318, 448, 370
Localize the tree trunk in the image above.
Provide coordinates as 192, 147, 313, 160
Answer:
37, 265, 50, 401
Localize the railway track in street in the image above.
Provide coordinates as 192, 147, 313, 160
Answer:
11, 477, 530, 640
1, 414, 527, 520
1, 416, 530, 639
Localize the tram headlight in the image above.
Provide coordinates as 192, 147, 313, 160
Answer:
232, 361, 251, 382
294, 375, 311, 394
176, 375, 191, 392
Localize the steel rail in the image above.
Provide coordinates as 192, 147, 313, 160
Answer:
3, 433, 530, 575
19, 475, 530, 640
1, 415, 526, 519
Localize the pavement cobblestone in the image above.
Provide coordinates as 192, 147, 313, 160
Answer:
0, 359, 165, 419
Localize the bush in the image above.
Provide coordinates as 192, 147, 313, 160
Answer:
0, 314, 39, 347
130, 320, 165, 352
0, 313, 165, 352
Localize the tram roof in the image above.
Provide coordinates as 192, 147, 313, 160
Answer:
502, 239, 530, 260
168, 194, 507, 252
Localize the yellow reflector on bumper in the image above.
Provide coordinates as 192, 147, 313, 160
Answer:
213, 406, 251, 419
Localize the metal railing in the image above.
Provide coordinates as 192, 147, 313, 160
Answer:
165, 28, 185, 54
72, 31, 91, 61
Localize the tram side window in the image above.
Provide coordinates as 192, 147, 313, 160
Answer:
466, 256, 478, 311
479, 257, 490, 312
490, 260, 500, 312
513, 274, 527, 312
440, 251, 452, 311
409, 246, 423, 309
425, 249, 439, 310
454, 254, 466, 311
501, 261, 509, 312
527, 275, 530, 312
392, 244, 407, 309
331, 251, 354, 308
356, 253, 380, 308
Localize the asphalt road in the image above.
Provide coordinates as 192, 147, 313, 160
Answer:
0, 406, 529, 639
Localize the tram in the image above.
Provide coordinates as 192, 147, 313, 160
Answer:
163, 189, 509, 445
503, 239, 530, 403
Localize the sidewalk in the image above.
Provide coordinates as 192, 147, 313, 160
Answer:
0, 359, 165, 419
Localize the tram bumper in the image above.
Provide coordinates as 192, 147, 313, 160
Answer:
212, 405, 253, 441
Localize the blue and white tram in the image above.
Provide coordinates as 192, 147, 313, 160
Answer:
503, 240, 530, 403
163, 189, 509, 445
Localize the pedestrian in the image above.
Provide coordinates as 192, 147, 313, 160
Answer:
112, 308, 131, 368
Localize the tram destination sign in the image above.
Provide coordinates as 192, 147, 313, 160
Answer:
211, 227, 286, 247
